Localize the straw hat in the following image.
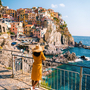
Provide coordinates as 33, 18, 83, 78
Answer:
32, 45, 44, 52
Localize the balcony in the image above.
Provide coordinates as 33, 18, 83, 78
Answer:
0, 49, 90, 90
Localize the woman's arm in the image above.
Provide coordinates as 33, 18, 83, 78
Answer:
41, 52, 46, 60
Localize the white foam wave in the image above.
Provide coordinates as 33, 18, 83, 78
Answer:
68, 58, 83, 63
85, 57, 90, 61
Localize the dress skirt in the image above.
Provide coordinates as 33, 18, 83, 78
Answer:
31, 63, 42, 81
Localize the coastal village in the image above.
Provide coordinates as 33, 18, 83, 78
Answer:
0, 0, 87, 76
1, 0, 90, 90
0, 0, 77, 67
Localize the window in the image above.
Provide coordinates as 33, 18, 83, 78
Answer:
0, 25, 1, 29
3, 27, 5, 32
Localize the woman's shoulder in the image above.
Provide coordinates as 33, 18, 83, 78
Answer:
41, 51, 44, 55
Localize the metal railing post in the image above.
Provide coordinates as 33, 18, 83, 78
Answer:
12, 55, 15, 78
22, 57, 24, 74
79, 67, 83, 90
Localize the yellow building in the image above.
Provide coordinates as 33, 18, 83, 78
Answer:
28, 13, 37, 21
53, 12, 59, 18
20, 9, 29, 27
6, 9, 16, 18
0, 5, 9, 15
0, 13, 2, 18
24, 24, 34, 36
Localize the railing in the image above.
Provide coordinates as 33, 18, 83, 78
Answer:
0, 49, 90, 90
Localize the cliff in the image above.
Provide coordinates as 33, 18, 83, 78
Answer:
45, 28, 61, 46
44, 18, 74, 46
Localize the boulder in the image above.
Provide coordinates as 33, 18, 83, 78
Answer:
64, 51, 70, 58
64, 51, 77, 61
67, 54, 72, 61
72, 52, 76, 60
79, 41, 82, 45
81, 56, 88, 60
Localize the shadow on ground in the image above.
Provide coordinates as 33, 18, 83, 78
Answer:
0, 74, 12, 79
0, 70, 11, 73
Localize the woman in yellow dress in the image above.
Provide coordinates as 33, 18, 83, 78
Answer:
31, 45, 46, 90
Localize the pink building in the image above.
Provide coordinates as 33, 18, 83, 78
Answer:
33, 29, 41, 38
10, 22, 23, 37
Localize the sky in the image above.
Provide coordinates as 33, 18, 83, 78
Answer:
1, 0, 90, 36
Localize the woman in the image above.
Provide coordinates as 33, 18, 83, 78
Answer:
31, 44, 46, 90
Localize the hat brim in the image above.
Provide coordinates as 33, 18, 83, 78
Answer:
32, 46, 44, 52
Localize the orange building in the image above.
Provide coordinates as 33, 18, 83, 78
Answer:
6, 9, 16, 18
48, 9, 54, 13
10, 22, 23, 36
53, 12, 59, 18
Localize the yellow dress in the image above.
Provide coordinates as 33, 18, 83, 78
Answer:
31, 52, 46, 81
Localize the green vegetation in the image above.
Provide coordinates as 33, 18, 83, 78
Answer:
10, 32, 15, 35
7, 31, 10, 34
0, 0, 2, 5
0, 32, 2, 35
53, 17, 59, 23
6, 67, 12, 70
41, 80, 51, 90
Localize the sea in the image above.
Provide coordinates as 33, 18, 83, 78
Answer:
45, 36, 90, 90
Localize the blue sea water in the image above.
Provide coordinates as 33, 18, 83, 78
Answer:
46, 36, 90, 90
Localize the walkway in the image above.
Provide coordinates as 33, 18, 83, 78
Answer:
0, 64, 46, 90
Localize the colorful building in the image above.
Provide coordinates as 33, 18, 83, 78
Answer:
28, 12, 37, 21
41, 28, 47, 37
0, 5, 9, 14
4, 21, 11, 32
2, 14, 12, 22
0, 13, 2, 18
6, 9, 16, 18
0, 22, 7, 33
19, 9, 29, 27
24, 24, 34, 36
25, 8, 32, 14
10, 22, 23, 37
33, 28, 41, 38
48, 9, 54, 13
53, 12, 59, 18
17, 8, 24, 22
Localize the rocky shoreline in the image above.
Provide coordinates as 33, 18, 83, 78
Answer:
0, 34, 89, 74
75, 41, 90, 49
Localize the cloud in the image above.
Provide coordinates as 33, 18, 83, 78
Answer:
51, 4, 58, 8
2, 2, 3, 4
59, 3, 65, 7
63, 15, 68, 18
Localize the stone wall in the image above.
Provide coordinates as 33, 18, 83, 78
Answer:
0, 34, 13, 67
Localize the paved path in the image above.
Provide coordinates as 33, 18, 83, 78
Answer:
0, 64, 46, 90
